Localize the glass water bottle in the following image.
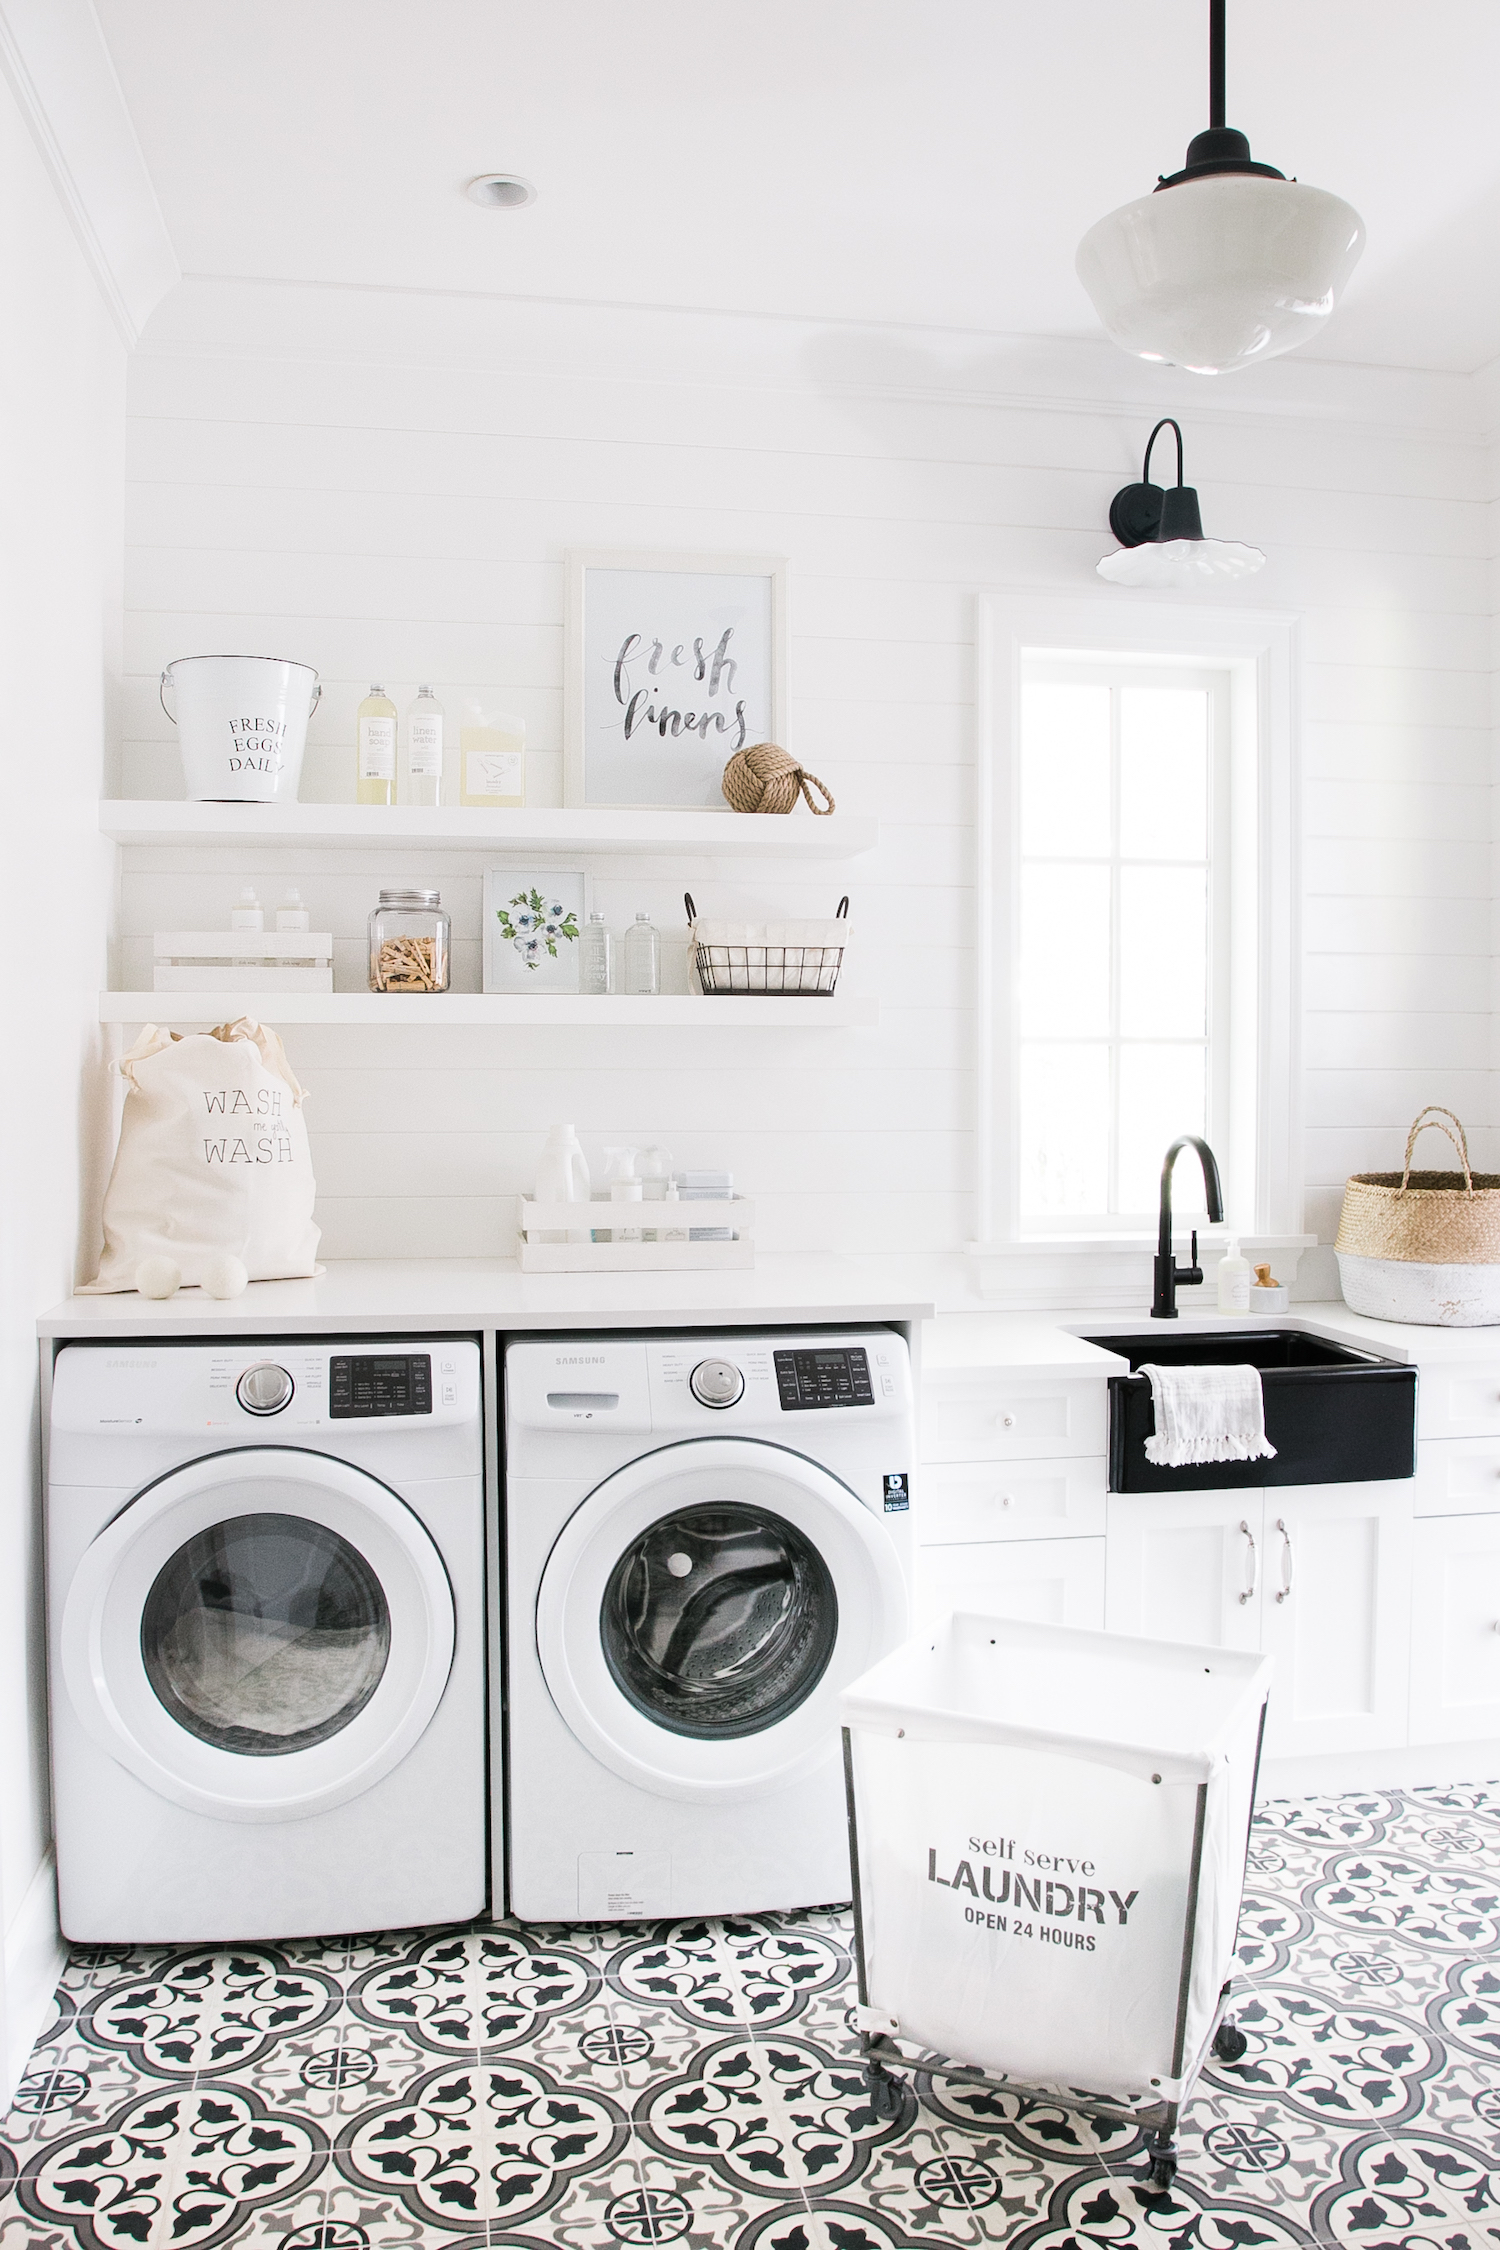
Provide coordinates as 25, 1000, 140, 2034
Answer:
580, 912, 614, 995
622, 912, 660, 995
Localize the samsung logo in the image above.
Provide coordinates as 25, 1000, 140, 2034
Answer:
106, 1359, 156, 1368
556, 1355, 606, 1365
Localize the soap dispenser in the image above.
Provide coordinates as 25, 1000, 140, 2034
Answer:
1217, 1238, 1251, 1314
534, 1124, 591, 1243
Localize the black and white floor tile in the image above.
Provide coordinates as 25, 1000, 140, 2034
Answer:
3, 1784, 1499, 2249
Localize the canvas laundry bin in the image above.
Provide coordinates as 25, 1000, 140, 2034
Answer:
1336, 1106, 1500, 1326
83, 1019, 321, 1292
841, 1613, 1270, 2180
162, 653, 320, 802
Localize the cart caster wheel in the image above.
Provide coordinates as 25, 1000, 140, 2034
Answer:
1147, 2153, 1178, 2191
1212, 2020, 1249, 2063
865, 2064, 902, 2121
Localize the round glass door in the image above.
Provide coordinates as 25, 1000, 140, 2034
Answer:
601, 1502, 837, 1739
141, 1513, 390, 1756
62, 1448, 456, 1822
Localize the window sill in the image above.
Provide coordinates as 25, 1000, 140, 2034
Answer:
966, 1234, 1320, 1310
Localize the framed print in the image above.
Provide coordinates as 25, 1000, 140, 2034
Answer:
564, 550, 787, 807
483, 869, 586, 993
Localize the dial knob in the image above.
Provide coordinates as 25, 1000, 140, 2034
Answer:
236, 1362, 294, 1416
689, 1357, 745, 1409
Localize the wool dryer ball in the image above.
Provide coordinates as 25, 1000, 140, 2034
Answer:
201, 1252, 249, 1299
135, 1256, 182, 1300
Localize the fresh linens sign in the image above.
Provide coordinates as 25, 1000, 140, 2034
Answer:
568, 557, 781, 806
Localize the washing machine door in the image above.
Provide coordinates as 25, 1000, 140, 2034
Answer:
536, 1437, 908, 1804
60, 1447, 455, 1823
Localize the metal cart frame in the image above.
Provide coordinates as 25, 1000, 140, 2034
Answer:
840, 1710, 1265, 2190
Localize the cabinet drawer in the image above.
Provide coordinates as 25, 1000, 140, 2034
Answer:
1410, 1512, 1500, 1743
920, 1457, 1106, 1545
917, 1536, 1106, 1632
921, 1373, 1108, 1463
1417, 1362, 1500, 1441
1415, 1437, 1500, 1517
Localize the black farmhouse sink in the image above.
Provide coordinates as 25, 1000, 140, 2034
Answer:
1082, 1328, 1417, 1493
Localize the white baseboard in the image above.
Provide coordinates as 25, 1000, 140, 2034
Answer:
1260, 1742, 1500, 1800
4, 1851, 65, 2106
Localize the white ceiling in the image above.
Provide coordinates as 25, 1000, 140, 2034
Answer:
95, 0, 1500, 375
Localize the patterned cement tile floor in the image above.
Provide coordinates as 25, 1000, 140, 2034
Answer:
2, 1784, 1499, 2250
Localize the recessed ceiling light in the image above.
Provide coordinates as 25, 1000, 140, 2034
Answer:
466, 174, 537, 210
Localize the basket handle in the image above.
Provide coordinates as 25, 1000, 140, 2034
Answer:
1400, 1106, 1473, 1193
836, 896, 849, 918
684, 891, 697, 926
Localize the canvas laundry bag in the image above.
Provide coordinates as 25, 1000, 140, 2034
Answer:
83, 1019, 320, 1292
841, 1614, 1271, 2105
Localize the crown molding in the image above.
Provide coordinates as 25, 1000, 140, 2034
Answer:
0, 0, 177, 345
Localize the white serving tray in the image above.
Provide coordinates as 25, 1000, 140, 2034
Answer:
517, 1195, 755, 1273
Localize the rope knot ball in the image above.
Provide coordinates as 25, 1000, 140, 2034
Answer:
721, 742, 835, 816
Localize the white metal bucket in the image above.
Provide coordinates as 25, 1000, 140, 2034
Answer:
162, 654, 321, 802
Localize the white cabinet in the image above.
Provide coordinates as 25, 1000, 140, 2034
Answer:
918, 1537, 1106, 1632
1415, 1363, 1500, 1441
1104, 1492, 1264, 1653
922, 1373, 1108, 1463
1414, 1437, 1500, 1518
1410, 1513, 1500, 1743
1258, 1484, 1413, 1759
921, 1457, 1106, 1546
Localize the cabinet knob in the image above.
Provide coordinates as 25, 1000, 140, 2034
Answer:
1000, 1494, 1013, 1508
1000, 1413, 1016, 1428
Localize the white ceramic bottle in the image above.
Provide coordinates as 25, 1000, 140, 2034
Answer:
275, 888, 310, 932
230, 886, 263, 931
534, 1124, 591, 1244
1217, 1239, 1252, 1314
601, 1145, 642, 1243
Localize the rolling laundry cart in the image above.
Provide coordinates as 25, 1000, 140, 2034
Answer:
839, 1613, 1271, 2189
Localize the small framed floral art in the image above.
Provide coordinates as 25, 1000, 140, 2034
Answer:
482, 869, 587, 994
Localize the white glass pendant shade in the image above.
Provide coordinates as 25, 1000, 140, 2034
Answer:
1097, 538, 1264, 588
1078, 173, 1365, 376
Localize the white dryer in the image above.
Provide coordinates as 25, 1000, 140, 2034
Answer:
504, 1329, 913, 1923
48, 1338, 486, 1943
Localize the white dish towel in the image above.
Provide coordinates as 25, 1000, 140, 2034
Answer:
1139, 1363, 1278, 1468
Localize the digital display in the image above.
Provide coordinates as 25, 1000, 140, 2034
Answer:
329, 1354, 432, 1419
774, 1347, 873, 1411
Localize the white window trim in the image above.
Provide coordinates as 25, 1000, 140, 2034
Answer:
973, 592, 1308, 1305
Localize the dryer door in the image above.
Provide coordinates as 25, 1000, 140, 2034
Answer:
61, 1447, 455, 1823
536, 1437, 908, 1804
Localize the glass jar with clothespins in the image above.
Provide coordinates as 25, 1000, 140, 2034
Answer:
368, 887, 451, 993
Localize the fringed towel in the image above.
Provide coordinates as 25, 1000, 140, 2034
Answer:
1140, 1363, 1278, 1468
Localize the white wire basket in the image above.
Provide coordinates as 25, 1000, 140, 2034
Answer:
686, 891, 848, 996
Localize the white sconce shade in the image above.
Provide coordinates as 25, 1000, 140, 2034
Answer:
1097, 417, 1265, 587
1077, 174, 1365, 376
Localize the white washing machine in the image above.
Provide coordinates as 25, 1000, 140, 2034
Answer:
504, 1328, 913, 1923
48, 1337, 486, 1943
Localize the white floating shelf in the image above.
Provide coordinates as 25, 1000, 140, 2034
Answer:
99, 992, 880, 1028
100, 801, 878, 859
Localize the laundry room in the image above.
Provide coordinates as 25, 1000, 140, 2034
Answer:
5, 2, 1500, 2243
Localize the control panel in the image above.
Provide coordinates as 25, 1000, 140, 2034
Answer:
774, 1345, 874, 1411
329, 1353, 433, 1419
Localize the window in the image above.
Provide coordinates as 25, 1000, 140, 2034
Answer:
1016, 658, 1231, 1230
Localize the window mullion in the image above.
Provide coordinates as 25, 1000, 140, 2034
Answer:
1108, 683, 1123, 1217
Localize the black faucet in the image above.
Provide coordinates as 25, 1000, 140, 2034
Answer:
1152, 1135, 1226, 1319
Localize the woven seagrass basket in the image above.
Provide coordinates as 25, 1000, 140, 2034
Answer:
1336, 1107, 1500, 1325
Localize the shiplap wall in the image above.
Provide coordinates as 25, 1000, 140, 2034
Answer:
117, 279, 1493, 1268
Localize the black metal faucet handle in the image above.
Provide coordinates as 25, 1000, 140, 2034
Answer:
1180, 1228, 1204, 1286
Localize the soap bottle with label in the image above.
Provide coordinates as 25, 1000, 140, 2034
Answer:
405, 686, 444, 808
1217, 1239, 1252, 1314
357, 684, 397, 807
275, 888, 310, 932
230, 886, 263, 931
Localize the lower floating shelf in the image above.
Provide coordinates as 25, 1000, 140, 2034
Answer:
98, 991, 879, 1028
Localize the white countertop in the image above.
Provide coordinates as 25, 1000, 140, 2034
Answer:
38, 1255, 1500, 1364
39, 1254, 939, 1339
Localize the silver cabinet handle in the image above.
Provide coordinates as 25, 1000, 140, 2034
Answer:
1276, 1517, 1295, 1603
1239, 1519, 1258, 1605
